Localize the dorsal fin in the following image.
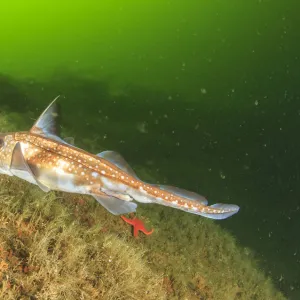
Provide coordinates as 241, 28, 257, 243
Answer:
30, 96, 60, 137
97, 151, 137, 178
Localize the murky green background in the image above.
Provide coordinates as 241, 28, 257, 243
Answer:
0, 0, 299, 298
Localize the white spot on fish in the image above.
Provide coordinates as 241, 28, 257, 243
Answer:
100, 170, 105, 175
92, 172, 99, 178
139, 186, 146, 194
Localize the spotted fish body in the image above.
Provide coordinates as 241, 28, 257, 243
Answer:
0, 98, 239, 219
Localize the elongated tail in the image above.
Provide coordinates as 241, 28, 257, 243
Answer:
151, 184, 240, 219
97, 150, 240, 219
157, 198, 240, 219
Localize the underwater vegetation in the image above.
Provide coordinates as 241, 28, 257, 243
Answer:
0, 74, 287, 299
0, 168, 286, 300
0, 178, 165, 299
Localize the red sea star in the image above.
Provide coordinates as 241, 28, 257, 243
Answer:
121, 215, 154, 237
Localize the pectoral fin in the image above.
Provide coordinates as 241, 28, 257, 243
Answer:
90, 188, 137, 215
10, 143, 50, 192
92, 194, 137, 215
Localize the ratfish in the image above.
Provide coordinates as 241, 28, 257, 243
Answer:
0, 97, 239, 219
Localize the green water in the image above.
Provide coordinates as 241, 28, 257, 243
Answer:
0, 0, 299, 298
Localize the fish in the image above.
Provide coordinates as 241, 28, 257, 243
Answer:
0, 97, 239, 219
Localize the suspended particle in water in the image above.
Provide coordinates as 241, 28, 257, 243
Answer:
254, 100, 259, 106
146, 160, 154, 166
201, 88, 207, 94
137, 122, 148, 133
181, 62, 186, 71
219, 170, 226, 179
